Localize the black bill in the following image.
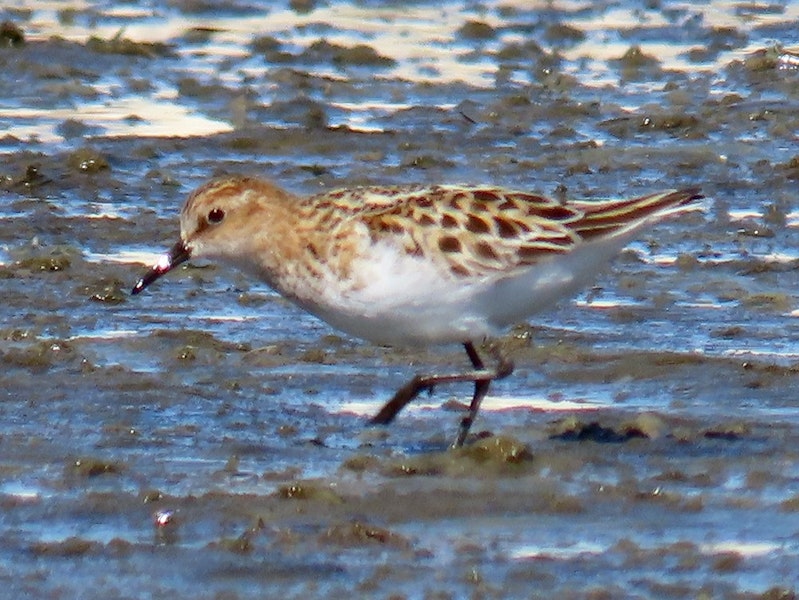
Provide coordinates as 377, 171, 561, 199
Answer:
131, 240, 191, 295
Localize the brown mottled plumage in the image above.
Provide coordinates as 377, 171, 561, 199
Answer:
133, 175, 702, 446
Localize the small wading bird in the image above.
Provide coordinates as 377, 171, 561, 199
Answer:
132, 175, 702, 446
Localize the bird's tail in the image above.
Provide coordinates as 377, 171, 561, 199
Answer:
570, 188, 703, 241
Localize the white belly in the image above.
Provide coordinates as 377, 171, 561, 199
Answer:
298, 232, 635, 347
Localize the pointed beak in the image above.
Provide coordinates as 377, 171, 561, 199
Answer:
131, 240, 191, 295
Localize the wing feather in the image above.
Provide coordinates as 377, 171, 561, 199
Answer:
318, 185, 701, 279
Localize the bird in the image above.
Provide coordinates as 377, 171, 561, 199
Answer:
132, 175, 702, 446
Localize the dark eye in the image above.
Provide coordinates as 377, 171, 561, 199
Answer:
208, 208, 225, 224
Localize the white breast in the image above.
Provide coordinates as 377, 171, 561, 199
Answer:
290, 222, 644, 347
303, 237, 493, 346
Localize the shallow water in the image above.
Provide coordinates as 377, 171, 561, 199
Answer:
1, 1, 799, 598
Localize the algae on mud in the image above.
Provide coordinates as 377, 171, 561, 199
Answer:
1, 1, 799, 598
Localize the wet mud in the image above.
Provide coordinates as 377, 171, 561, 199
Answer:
1, 1, 799, 598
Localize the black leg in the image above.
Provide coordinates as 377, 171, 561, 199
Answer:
454, 341, 492, 447
369, 341, 514, 447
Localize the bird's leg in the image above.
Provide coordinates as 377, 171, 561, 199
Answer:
369, 341, 514, 447
452, 341, 491, 447
452, 341, 514, 447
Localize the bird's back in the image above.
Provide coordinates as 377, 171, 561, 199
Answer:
300, 185, 702, 344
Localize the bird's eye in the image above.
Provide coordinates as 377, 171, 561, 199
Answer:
208, 208, 225, 224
